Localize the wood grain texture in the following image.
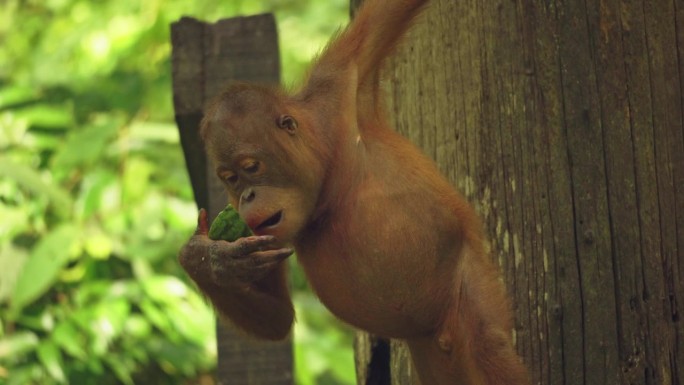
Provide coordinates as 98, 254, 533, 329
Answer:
171, 14, 293, 385
355, 0, 683, 384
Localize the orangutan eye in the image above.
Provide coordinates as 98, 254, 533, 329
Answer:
243, 161, 260, 174
277, 114, 297, 134
219, 170, 238, 185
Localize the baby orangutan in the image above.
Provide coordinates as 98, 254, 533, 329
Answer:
178, 0, 529, 383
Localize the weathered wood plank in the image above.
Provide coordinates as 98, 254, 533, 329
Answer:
171, 14, 293, 385
354, 0, 683, 384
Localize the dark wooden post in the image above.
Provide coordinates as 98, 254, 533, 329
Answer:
171, 14, 293, 385
353, 0, 683, 384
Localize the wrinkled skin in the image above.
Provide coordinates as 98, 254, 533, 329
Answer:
179, 208, 295, 340
183, 209, 292, 288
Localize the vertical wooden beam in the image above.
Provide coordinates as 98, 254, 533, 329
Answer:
353, 0, 683, 384
171, 14, 293, 385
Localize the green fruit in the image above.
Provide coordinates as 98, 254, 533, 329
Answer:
208, 204, 252, 241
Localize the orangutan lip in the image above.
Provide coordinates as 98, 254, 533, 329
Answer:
256, 211, 283, 230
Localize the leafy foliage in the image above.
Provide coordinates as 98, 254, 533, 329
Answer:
0, 0, 352, 384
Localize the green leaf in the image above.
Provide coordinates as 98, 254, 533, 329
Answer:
51, 117, 120, 170
122, 156, 152, 203
0, 84, 36, 108
0, 204, 31, 241
294, 292, 355, 385
148, 338, 204, 376
0, 111, 30, 147
0, 243, 29, 303
164, 285, 216, 346
4, 364, 43, 385
73, 281, 109, 307
10, 224, 79, 313
103, 355, 134, 385
141, 276, 188, 304
36, 340, 66, 383
139, 299, 172, 335
0, 331, 39, 359
75, 169, 118, 219
52, 321, 87, 359
83, 232, 113, 259
127, 120, 179, 143
123, 314, 152, 339
0, 156, 73, 218
13, 103, 73, 129
88, 298, 131, 356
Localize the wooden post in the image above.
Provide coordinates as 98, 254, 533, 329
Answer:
354, 0, 683, 384
171, 14, 293, 385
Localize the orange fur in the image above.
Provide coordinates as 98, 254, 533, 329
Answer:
180, 0, 530, 383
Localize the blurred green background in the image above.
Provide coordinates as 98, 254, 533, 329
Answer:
0, 0, 354, 384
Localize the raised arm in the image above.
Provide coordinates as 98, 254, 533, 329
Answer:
300, 0, 428, 120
